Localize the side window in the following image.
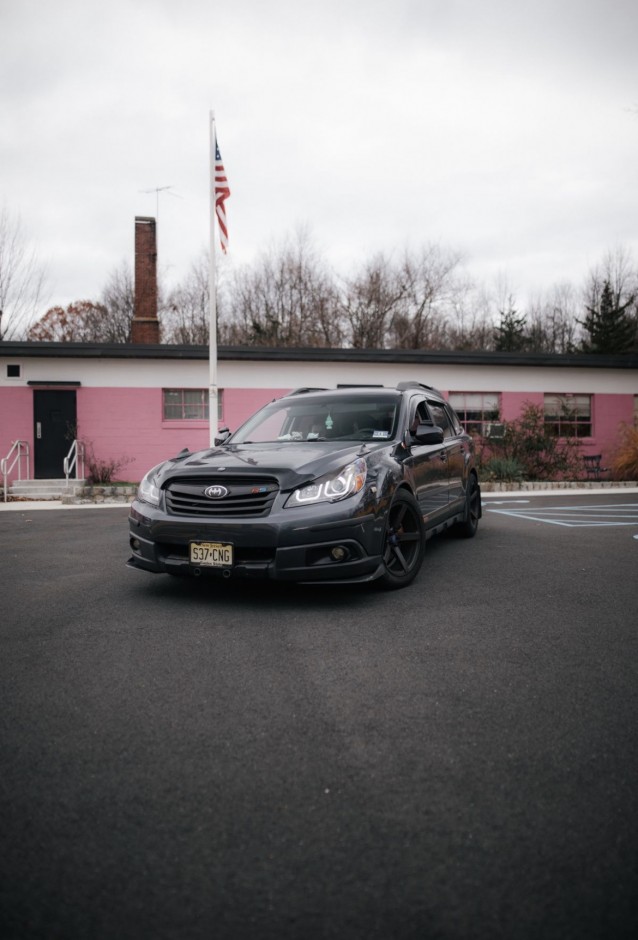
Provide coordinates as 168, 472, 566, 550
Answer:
427, 401, 453, 439
445, 403, 463, 436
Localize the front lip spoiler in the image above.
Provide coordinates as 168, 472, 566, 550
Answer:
126, 546, 383, 583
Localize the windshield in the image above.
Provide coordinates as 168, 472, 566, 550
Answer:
231, 393, 401, 444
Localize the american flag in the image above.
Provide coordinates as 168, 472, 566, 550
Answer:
214, 139, 230, 253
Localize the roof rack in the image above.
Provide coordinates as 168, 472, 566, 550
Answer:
286, 382, 444, 397
395, 381, 443, 396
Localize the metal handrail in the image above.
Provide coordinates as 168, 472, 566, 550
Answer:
64, 439, 86, 485
1, 440, 30, 502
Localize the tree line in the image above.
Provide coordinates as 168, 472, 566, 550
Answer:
2, 206, 637, 354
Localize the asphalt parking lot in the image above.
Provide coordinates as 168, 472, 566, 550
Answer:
1, 492, 637, 940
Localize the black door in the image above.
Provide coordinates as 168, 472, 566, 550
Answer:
427, 400, 466, 508
33, 390, 77, 479
405, 396, 450, 524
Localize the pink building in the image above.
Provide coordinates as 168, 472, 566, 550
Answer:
1, 341, 637, 486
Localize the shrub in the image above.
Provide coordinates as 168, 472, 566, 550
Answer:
482, 457, 525, 482
86, 457, 130, 486
479, 402, 582, 481
87, 454, 133, 485
610, 423, 638, 480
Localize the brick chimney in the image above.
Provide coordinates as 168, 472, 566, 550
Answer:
132, 216, 160, 344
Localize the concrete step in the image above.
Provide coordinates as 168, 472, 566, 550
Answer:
8, 479, 86, 500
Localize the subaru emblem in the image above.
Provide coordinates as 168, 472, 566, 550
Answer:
204, 485, 228, 499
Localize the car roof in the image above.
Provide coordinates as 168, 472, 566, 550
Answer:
284, 382, 444, 400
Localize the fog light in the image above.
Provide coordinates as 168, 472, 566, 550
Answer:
330, 545, 348, 562
131, 537, 141, 552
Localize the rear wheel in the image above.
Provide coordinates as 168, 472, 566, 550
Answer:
379, 492, 425, 588
454, 474, 480, 538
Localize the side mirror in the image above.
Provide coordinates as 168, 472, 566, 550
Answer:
413, 424, 444, 445
214, 427, 231, 445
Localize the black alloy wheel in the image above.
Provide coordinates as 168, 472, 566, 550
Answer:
380, 491, 425, 588
454, 473, 480, 538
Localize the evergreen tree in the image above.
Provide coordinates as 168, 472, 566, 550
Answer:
493, 308, 528, 351
579, 279, 636, 353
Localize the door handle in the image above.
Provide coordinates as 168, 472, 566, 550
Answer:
439, 452, 447, 462
36, 422, 42, 439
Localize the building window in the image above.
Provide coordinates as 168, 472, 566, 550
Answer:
163, 389, 224, 421
6, 364, 21, 378
544, 394, 591, 437
448, 392, 500, 434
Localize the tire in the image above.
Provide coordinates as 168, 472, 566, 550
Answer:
454, 474, 481, 538
379, 491, 425, 589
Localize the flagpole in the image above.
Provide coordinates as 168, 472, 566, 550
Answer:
208, 109, 218, 446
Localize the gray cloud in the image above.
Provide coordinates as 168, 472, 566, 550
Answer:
1, 0, 636, 313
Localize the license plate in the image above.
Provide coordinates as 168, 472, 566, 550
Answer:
189, 541, 233, 567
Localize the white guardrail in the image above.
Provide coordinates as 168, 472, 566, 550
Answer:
63, 439, 86, 485
1, 440, 30, 502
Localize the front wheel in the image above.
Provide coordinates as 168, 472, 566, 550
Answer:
379, 491, 425, 589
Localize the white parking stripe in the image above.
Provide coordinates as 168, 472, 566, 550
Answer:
487, 503, 638, 527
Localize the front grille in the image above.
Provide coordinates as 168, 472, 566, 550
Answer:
165, 476, 279, 517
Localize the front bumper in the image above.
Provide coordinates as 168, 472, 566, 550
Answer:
127, 499, 386, 583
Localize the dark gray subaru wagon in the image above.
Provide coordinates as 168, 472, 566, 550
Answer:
127, 382, 481, 589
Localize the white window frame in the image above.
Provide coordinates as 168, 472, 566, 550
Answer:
544, 393, 591, 438
162, 389, 224, 422
448, 392, 500, 434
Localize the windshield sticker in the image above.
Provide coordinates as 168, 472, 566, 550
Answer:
373, 430, 390, 439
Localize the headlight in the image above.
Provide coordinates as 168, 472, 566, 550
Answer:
286, 458, 367, 507
136, 464, 164, 506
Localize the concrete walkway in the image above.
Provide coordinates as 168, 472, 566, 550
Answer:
0, 499, 131, 511
2, 484, 637, 511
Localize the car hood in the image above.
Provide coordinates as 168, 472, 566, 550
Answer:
156, 441, 382, 491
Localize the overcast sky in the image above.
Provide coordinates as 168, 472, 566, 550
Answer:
1, 0, 637, 316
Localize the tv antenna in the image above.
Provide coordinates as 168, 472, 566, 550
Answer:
138, 185, 183, 223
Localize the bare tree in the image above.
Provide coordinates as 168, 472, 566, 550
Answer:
0, 205, 48, 340
162, 251, 211, 345
221, 229, 341, 347
526, 283, 580, 353
582, 246, 637, 317
338, 245, 470, 350
446, 285, 494, 351
388, 245, 466, 349
461, 274, 531, 353
339, 253, 404, 348
101, 261, 135, 343
27, 301, 110, 342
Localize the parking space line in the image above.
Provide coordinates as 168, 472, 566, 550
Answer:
486, 503, 638, 528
